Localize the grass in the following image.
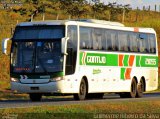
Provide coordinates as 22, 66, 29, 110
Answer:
0, 100, 160, 119
0, 91, 28, 100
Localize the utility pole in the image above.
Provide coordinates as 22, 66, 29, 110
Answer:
42, 2, 45, 21
135, 7, 139, 22
122, 7, 125, 23
56, 14, 59, 20
31, 14, 34, 22
42, 13, 45, 21
155, 4, 157, 12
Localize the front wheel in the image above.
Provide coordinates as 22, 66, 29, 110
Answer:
74, 79, 87, 100
29, 93, 42, 102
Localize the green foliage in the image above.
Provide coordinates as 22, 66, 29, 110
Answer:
59, 0, 89, 18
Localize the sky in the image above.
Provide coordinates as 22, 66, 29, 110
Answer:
102, 0, 160, 10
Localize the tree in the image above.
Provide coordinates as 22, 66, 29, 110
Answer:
59, 0, 88, 19
103, 2, 131, 21
91, 0, 104, 19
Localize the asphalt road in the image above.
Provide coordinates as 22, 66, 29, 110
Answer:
0, 93, 159, 109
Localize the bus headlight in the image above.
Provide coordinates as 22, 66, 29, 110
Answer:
49, 77, 64, 82
11, 78, 19, 82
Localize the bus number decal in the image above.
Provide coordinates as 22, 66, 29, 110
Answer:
145, 58, 156, 65
136, 56, 158, 67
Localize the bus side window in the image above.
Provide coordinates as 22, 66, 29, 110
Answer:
106, 31, 112, 51
101, 29, 105, 50
118, 31, 129, 52
92, 28, 102, 50
80, 27, 92, 49
130, 33, 138, 52
110, 31, 118, 51
127, 34, 131, 51
149, 34, 156, 53
102, 30, 108, 50
138, 33, 149, 53
92, 30, 96, 50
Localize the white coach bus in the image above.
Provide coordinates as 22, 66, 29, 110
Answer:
2, 19, 158, 101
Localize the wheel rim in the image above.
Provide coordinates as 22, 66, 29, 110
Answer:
80, 82, 86, 96
131, 81, 136, 95
139, 80, 144, 93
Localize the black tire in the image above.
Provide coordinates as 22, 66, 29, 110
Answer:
119, 78, 137, 98
136, 79, 145, 98
74, 79, 87, 100
129, 78, 137, 98
29, 93, 42, 102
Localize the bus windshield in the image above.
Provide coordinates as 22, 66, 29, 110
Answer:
11, 41, 63, 74
13, 25, 64, 40
11, 25, 65, 74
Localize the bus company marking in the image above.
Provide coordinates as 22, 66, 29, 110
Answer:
145, 58, 156, 65
87, 56, 106, 64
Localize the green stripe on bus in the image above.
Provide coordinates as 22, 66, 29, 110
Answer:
80, 52, 118, 66
123, 55, 129, 66
80, 52, 83, 65
80, 52, 158, 68
120, 68, 125, 80
106, 54, 118, 66
136, 56, 141, 67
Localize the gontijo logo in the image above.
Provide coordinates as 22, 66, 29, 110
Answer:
87, 56, 106, 64
81, 52, 107, 65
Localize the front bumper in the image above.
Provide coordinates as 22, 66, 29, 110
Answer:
11, 81, 62, 93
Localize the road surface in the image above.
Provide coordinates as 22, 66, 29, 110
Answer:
0, 93, 159, 109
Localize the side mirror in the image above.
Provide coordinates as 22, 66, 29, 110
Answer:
2, 38, 10, 55
61, 37, 69, 55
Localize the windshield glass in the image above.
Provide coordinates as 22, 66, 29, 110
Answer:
13, 25, 64, 40
11, 25, 65, 74
11, 41, 63, 74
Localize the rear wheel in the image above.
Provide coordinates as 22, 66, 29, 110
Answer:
136, 79, 145, 98
29, 93, 42, 101
74, 79, 87, 100
129, 78, 137, 98
119, 78, 137, 98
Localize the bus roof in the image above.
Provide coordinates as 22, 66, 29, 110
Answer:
17, 19, 156, 34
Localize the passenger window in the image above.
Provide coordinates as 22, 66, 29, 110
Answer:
92, 29, 102, 50
80, 27, 92, 49
118, 31, 129, 51
110, 31, 118, 51
102, 30, 106, 50
106, 31, 112, 51
129, 33, 138, 52
138, 33, 149, 53
149, 34, 156, 53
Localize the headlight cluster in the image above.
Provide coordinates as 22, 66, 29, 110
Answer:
49, 77, 64, 82
11, 78, 20, 82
